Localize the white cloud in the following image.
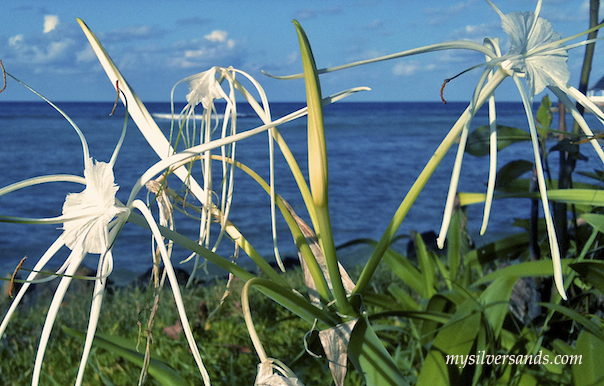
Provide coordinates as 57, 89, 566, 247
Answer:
286, 52, 297, 66
169, 33, 242, 70
392, 60, 436, 77
76, 45, 96, 63
203, 30, 235, 49
43, 15, 59, 34
102, 25, 166, 43
185, 49, 205, 58
392, 61, 420, 76
9, 34, 24, 47
364, 19, 384, 31
295, 8, 317, 20
204, 30, 228, 43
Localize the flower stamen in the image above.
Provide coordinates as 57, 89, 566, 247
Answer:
109, 80, 120, 116
0, 60, 6, 94
440, 80, 449, 104
8, 257, 26, 298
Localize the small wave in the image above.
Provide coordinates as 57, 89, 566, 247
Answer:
152, 112, 256, 121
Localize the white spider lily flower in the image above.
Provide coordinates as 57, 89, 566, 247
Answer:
0, 72, 132, 386
62, 157, 129, 253
171, 65, 290, 280
255, 360, 305, 386
185, 66, 227, 109
495, 4, 570, 98
437, 0, 604, 301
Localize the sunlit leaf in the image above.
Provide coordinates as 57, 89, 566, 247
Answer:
417, 300, 481, 386
473, 259, 575, 286
572, 325, 604, 386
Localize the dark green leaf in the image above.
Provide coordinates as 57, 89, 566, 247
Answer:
495, 160, 534, 190
465, 232, 529, 266
570, 260, 604, 294
465, 125, 531, 157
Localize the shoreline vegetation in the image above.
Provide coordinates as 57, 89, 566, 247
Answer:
0, 265, 379, 386
2, 1, 604, 384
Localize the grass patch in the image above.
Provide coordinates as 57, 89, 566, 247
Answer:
0, 267, 346, 385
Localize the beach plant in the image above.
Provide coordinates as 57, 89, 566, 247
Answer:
2, 0, 604, 385
0, 19, 367, 386
0, 73, 215, 386
267, 0, 604, 303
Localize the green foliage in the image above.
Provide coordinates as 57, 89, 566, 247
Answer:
4, 7, 604, 386
0, 272, 333, 385
572, 325, 604, 386
465, 125, 531, 157
61, 325, 186, 386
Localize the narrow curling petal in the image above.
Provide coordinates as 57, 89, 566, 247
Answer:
513, 75, 566, 300
480, 77, 499, 235
437, 123, 470, 249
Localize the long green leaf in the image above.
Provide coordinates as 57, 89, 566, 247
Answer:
353, 69, 508, 296
473, 259, 576, 286
348, 315, 410, 386
413, 232, 437, 299
61, 326, 185, 386
538, 303, 604, 342
461, 188, 604, 206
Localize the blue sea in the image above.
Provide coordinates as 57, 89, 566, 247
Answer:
1, 101, 603, 279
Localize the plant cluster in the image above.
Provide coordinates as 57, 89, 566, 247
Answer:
1, 0, 604, 385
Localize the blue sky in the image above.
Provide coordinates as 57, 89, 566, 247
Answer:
0, 0, 602, 103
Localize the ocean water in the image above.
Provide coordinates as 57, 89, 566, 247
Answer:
1, 100, 603, 278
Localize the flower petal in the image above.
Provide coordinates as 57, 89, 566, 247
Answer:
185, 67, 226, 110
500, 10, 570, 96
62, 158, 122, 254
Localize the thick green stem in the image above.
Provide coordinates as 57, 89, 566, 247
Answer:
573, 0, 600, 122
353, 70, 507, 295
